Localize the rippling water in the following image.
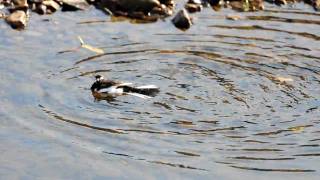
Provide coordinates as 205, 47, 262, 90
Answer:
1, 2, 320, 179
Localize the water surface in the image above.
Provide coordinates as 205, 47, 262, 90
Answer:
0, 2, 320, 179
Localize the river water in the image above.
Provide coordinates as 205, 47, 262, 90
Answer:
0, 1, 319, 179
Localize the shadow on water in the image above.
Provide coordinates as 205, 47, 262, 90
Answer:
1, 1, 320, 179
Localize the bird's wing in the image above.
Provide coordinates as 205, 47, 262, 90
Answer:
135, 85, 158, 89
117, 82, 133, 87
126, 92, 152, 99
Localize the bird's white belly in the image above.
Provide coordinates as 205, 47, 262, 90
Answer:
99, 86, 123, 95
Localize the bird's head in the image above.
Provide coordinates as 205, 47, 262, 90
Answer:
95, 75, 104, 82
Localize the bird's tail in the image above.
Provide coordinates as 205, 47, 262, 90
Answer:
123, 85, 159, 98
134, 85, 160, 97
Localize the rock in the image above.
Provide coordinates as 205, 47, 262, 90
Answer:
5, 10, 27, 29
28, 0, 44, 3
56, 0, 90, 11
35, 3, 47, 14
42, 0, 60, 14
150, 4, 172, 16
1, 0, 12, 6
11, 0, 28, 11
172, 9, 192, 30
0, 11, 5, 18
265, 0, 287, 5
249, 0, 264, 11
117, 0, 160, 13
206, 0, 221, 11
185, 3, 202, 13
275, 0, 287, 5
159, 0, 174, 7
188, 0, 202, 4
97, 0, 161, 16
228, 0, 244, 11
13, 0, 28, 7
312, 0, 320, 10
206, 0, 220, 6
304, 0, 320, 10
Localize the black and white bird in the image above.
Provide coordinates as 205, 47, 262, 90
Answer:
90, 75, 159, 99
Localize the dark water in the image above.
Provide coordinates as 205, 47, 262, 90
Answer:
1, 2, 320, 179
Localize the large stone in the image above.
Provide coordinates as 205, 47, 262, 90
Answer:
313, 0, 319, 10
188, 0, 202, 4
11, 0, 28, 11
0, 11, 5, 18
1, 0, 12, 6
172, 9, 192, 30
207, 0, 220, 6
265, 0, 286, 6
160, 0, 174, 7
249, 0, 264, 11
117, 0, 160, 13
185, 3, 202, 13
35, 3, 47, 14
42, 0, 60, 14
57, 0, 90, 11
275, 0, 287, 6
5, 10, 27, 29
13, 0, 28, 7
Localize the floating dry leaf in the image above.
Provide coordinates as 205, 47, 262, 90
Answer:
226, 15, 241, 21
275, 77, 294, 83
288, 125, 312, 132
78, 36, 104, 54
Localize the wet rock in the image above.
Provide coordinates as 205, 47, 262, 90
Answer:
13, 0, 28, 8
9, 0, 28, 12
185, 0, 202, 13
305, 0, 320, 10
228, 0, 244, 11
0, 11, 5, 18
159, 0, 174, 7
35, 3, 47, 14
227, 0, 263, 11
265, 0, 287, 5
275, 0, 287, 5
314, 0, 320, 10
172, 9, 192, 30
249, 0, 264, 10
188, 0, 202, 4
1, 0, 13, 6
117, 0, 160, 13
5, 10, 27, 29
56, 0, 90, 11
28, 0, 44, 3
42, 0, 60, 14
97, 0, 161, 15
206, 0, 221, 6
150, 4, 172, 16
185, 3, 202, 13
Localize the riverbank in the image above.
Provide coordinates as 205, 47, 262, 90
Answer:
1, 0, 319, 30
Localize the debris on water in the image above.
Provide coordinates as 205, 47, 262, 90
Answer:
78, 36, 104, 54
57, 36, 104, 54
226, 14, 241, 20
275, 76, 294, 83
